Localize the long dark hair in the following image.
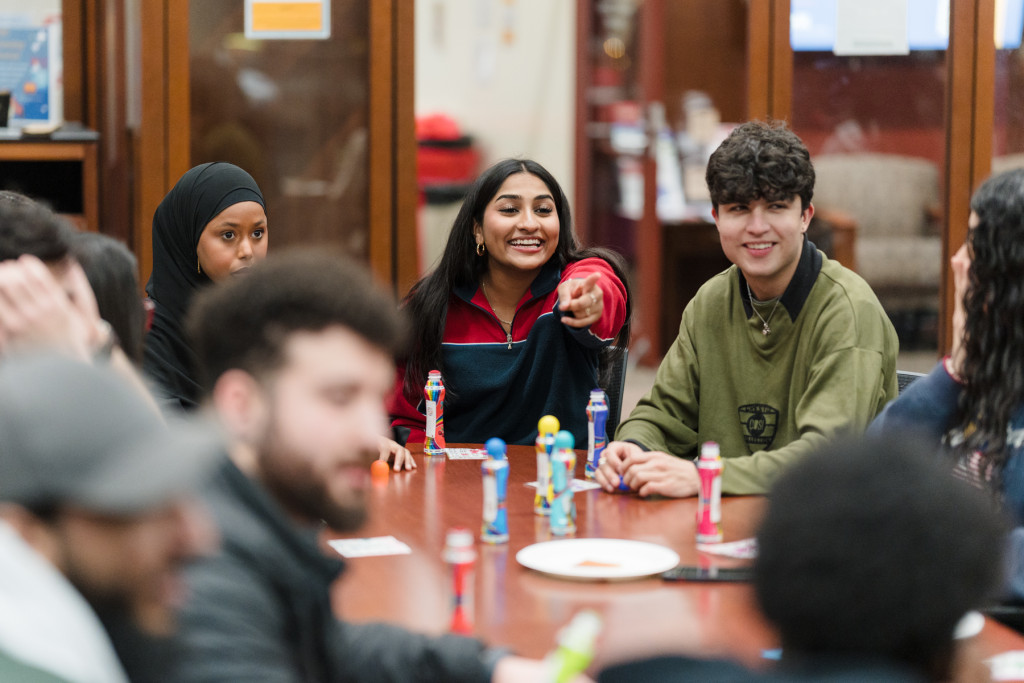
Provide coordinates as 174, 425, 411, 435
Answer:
956, 168, 1024, 470
402, 158, 631, 399
71, 232, 147, 365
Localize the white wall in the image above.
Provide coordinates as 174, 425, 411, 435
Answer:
415, 0, 576, 200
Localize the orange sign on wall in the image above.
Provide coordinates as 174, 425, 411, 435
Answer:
245, 0, 330, 39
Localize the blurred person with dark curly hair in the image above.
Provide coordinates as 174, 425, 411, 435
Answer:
600, 437, 1006, 682
597, 121, 898, 498
871, 167, 1024, 600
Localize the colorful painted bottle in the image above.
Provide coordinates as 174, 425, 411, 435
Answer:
424, 370, 446, 456
544, 610, 603, 683
443, 526, 476, 634
550, 430, 577, 536
481, 437, 509, 544
534, 415, 559, 516
585, 388, 608, 480
696, 441, 723, 543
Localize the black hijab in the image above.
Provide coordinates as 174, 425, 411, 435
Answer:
142, 162, 264, 411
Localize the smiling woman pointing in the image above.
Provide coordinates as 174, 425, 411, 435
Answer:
388, 158, 631, 448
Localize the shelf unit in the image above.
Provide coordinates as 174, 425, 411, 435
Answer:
0, 137, 100, 231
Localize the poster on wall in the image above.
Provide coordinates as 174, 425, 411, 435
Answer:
834, 0, 909, 56
245, 0, 331, 40
0, 2, 62, 132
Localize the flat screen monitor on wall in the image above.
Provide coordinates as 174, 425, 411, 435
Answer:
791, 0, 1024, 52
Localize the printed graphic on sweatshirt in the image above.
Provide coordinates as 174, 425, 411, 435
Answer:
738, 403, 779, 450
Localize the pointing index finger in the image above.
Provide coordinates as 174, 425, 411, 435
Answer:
580, 272, 602, 293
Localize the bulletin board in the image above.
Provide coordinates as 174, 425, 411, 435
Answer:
0, 3, 62, 131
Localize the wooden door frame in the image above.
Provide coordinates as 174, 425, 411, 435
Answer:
134, 0, 416, 290
134, 0, 185, 282
943, 0, 994, 353
746, 0, 791, 121
371, 0, 418, 295
573, 0, 592, 249
634, 0, 666, 363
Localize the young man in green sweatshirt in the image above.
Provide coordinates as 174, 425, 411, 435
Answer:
596, 120, 898, 497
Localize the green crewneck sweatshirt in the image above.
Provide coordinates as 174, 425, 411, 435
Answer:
617, 244, 898, 494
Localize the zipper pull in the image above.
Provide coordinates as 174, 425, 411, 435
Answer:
506, 331, 512, 350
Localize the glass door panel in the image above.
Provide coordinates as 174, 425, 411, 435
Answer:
790, 0, 948, 359
188, 0, 370, 259
992, 1, 1024, 173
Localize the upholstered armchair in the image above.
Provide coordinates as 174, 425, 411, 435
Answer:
811, 153, 942, 314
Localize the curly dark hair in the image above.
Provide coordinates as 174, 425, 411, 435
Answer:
956, 168, 1024, 468
705, 120, 815, 211
0, 199, 74, 264
756, 437, 1005, 680
401, 158, 631, 399
188, 248, 407, 392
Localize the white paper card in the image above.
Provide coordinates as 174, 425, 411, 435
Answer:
524, 479, 602, 492
328, 536, 411, 558
445, 448, 488, 460
835, 0, 909, 56
697, 537, 759, 559
988, 651, 1024, 680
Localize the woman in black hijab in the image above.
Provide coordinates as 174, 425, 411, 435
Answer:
143, 162, 267, 411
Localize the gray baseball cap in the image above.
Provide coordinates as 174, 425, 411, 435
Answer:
0, 355, 224, 514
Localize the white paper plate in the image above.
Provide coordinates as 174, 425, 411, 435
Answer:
516, 538, 680, 581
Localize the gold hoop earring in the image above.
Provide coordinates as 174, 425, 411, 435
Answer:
197, 259, 202, 275
476, 242, 486, 256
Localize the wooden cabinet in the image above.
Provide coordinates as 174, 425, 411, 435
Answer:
0, 136, 100, 232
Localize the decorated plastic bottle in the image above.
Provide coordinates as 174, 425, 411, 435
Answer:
534, 415, 559, 516
424, 370, 446, 456
443, 527, 476, 634
696, 441, 723, 543
585, 389, 608, 480
550, 430, 577, 536
558, 429, 578, 519
544, 610, 603, 683
481, 437, 509, 544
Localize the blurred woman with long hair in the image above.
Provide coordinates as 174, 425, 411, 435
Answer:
870, 168, 1024, 597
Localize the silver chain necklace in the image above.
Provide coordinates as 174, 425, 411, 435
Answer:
480, 280, 513, 327
746, 282, 781, 336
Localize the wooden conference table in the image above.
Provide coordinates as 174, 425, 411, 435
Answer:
329, 444, 1024, 672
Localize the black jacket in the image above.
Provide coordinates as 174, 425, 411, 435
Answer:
171, 459, 500, 682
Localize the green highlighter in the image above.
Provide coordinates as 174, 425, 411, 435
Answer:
544, 610, 603, 683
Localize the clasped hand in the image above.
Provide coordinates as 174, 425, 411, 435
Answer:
595, 441, 700, 498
